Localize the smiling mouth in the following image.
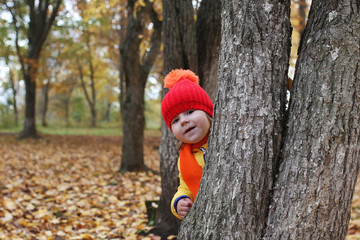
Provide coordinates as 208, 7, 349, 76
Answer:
185, 127, 195, 134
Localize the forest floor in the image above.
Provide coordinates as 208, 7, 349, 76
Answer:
0, 134, 360, 240
0, 134, 161, 240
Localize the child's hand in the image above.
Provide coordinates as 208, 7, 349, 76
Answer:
177, 198, 193, 219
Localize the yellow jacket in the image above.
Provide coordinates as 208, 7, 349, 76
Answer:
170, 143, 207, 219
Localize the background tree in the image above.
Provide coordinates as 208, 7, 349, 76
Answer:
51, 78, 75, 127
119, 0, 162, 171
37, 44, 62, 127
154, 0, 221, 238
74, 1, 103, 127
196, 0, 221, 100
0, 20, 19, 126
179, 0, 360, 239
2, 0, 62, 138
2, 62, 19, 127
0, 67, 19, 126
77, 38, 98, 128
6, 67, 19, 126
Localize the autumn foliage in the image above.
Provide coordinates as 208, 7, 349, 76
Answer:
0, 134, 161, 239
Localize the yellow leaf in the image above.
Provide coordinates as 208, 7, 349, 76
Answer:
3, 198, 16, 211
80, 233, 94, 240
0, 211, 13, 223
108, 195, 119, 203
64, 225, 73, 232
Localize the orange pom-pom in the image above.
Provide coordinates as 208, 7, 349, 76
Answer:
164, 69, 199, 89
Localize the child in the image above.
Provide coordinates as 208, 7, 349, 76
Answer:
161, 69, 214, 219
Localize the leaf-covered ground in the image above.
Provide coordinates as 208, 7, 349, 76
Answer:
347, 179, 360, 240
0, 134, 161, 240
1, 134, 360, 240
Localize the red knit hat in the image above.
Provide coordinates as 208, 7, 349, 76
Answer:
161, 69, 214, 130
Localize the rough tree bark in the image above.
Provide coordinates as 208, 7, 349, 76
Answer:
264, 1, 360, 239
154, 0, 197, 237
197, 0, 222, 101
179, 0, 360, 239
179, 0, 292, 238
119, 0, 162, 171
6, 0, 62, 138
154, 0, 221, 238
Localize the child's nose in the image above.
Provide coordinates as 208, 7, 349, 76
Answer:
180, 117, 189, 126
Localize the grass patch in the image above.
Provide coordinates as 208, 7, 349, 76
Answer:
0, 125, 161, 137
38, 126, 122, 136
0, 126, 22, 134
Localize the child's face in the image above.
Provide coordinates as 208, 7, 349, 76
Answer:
171, 109, 210, 144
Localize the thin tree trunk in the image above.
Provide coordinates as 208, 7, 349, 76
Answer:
87, 35, 97, 127
119, 14, 127, 118
65, 88, 73, 127
153, 0, 198, 237
105, 102, 112, 122
41, 79, 50, 127
264, 1, 360, 239
119, 12, 127, 119
179, 0, 291, 238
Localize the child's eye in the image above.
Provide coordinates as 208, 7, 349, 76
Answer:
172, 118, 179, 125
187, 110, 194, 115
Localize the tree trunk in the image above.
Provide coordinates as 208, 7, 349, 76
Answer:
119, 13, 127, 119
153, 0, 198, 237
41, 79, 50, 127
119, 0, 161, 172
105, 102, 112, 122
154, 0, 221, 238
65, 88, 73, 127
197, 0, 222, 101
179, 0, 291, 239
162, 0, 198, 72
264, 1, 360, 239
90, 106, 97, 127
22, 72, 38, 137
87, 36, 97, 127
